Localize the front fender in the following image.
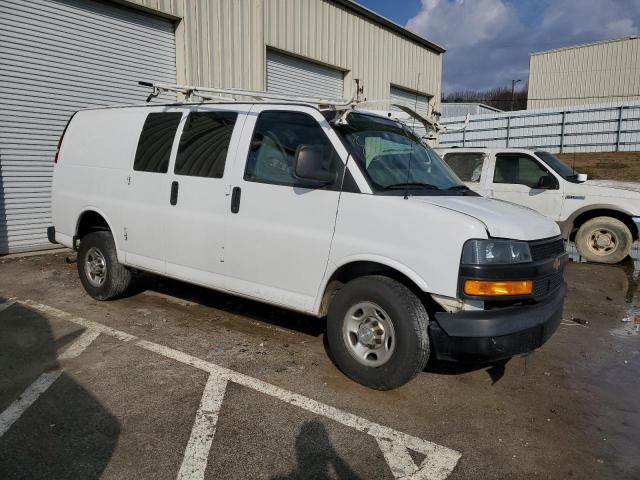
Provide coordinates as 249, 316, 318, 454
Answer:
313, 254, 431, 314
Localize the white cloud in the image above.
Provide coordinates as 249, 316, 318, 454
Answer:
405, 0, 640, 91
406, 0, 520, 49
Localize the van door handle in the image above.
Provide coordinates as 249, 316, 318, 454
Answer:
170, 181, 179, 205
230, 186, 241, 213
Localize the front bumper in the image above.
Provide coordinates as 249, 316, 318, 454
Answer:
430, 283, 566, 362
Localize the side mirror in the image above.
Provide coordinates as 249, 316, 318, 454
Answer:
293, 145, 337, 186
576, 173, 588, 182
537, 175, 557, 190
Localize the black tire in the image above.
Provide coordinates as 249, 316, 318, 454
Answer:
575, 216, 633, 264
327, 275, 430, 390
77, 231, 133, 300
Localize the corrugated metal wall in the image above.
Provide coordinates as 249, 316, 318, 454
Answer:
438, 101, 640, 153
0, 0, 176, 253
125, 0, 442, 110
528, 37, 640, 109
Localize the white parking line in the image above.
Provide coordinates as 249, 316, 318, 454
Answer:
0, 327, 100, 438
0, 370, 63, 438
177, 375, 229, 480
17, 299, 462, 480
59, 329, 101, 360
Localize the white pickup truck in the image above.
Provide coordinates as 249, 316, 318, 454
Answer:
436, 147, 640, 264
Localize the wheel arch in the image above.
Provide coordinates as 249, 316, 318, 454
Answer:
563, 205, 638, 241
75, 208, 121, 252
316, 257, 434, 317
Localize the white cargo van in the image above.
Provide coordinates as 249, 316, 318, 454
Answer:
437, 147, 640, 264
49, 90, 567, 389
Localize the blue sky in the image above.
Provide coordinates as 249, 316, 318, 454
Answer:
358, 0, 640, 93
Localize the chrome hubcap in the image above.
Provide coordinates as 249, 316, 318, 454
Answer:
588, 229, 618, 255
343, 302, 395, 367
85, 247, 107, 287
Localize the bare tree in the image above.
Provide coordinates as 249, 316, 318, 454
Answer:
442, 85, 528, 111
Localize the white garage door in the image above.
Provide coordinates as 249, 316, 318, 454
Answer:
0, 0, 176, 253
266, 50, 344, 99
390, 85, 430, 139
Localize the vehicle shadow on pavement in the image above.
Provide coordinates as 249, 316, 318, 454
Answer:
425, 357, 511, 384
140, 275, 327, 337
0, 298, 120, 479
142, 274, 513, 385
271, 421, 361, 480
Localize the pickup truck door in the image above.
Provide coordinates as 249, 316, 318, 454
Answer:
220, 106, 346, 312
441, 151, 490, 196
489, 153, 564, 220
163, 106, 249, 283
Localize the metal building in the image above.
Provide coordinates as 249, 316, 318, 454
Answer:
0, 0, 443, 254
440, 103, 502, 118
528, 36, 640, 109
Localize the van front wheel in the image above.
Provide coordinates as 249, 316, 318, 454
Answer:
327, 275, 430, 390
77, 231, 133, 300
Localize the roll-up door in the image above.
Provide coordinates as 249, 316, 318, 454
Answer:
266, 50, 344, 99
390, 85, 430, 139
0, 0, 176, 253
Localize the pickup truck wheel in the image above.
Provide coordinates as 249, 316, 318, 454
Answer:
78, 231, 133, 300
327, 275, 429, 390
575, 216, 632, 264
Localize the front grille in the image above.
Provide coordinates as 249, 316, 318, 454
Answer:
533, 270, 563, 299
530, 238, 566, 262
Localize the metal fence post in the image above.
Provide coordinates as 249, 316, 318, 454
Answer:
615, 106, 624, 152
559, 111, 566, 153
505, 116, 511, 147
462, 128, 466, 147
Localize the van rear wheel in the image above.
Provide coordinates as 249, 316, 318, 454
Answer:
575, 216, 632, 264
327, 275, 430, 390
77, 231, 133, 300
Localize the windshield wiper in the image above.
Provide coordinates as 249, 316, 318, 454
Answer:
381, 182, 440, 190
447, 185, 470, 191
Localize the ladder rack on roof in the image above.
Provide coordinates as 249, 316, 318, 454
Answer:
138, 80, 359, 107
137, 80, 467, 139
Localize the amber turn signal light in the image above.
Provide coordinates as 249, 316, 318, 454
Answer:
464, 280, 533, 296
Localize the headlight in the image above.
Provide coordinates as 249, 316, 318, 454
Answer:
462, 239, 532, 265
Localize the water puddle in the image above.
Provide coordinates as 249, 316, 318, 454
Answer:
566, 241, 640, 337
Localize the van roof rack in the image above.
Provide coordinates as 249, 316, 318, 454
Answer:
138, 81, 359, 108
137, 80, 468, 138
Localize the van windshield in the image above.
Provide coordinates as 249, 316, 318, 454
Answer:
334, 112, 466, 194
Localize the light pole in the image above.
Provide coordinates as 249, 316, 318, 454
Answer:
511, 79, 522, 111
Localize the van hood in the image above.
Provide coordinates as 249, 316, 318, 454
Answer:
410, 196, 560, 241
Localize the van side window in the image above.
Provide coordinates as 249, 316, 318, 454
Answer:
443, 153, 484, 182
134, 112, 182, 173
245, 111, 339, 186
175, 112, 238, 178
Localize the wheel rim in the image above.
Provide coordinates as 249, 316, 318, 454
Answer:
342, 301, 396, 367
85, 247, 107, 287
587, 228, 619, 257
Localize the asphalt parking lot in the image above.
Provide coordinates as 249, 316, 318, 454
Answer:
1, 249, 639, 479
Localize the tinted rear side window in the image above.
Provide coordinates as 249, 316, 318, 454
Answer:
134, 112, 182, 173
175, 111, 238, 178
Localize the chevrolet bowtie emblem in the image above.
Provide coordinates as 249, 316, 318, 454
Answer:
552, 256, 561, 271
